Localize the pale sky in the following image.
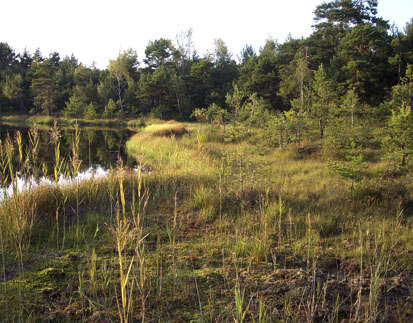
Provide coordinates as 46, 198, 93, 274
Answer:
1, 0, 412, 69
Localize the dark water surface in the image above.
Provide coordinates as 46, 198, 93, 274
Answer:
0, 123, 138, 177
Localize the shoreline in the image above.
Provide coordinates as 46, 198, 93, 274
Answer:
0, 114, 147, 129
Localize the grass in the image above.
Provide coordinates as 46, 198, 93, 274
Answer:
0, 120, 412, 321
0, 114, 147, 130
142, 121, 187, 137
0, 114, 55, 125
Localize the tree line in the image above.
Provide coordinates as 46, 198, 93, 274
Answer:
0, 0, 412, 120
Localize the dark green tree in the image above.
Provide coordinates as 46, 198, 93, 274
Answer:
333, 23, 392, 104
54, 55, 77, 111
30, 58, 58, 115
211, 39, 238, 107
144, 38, 176, 69
238, 40, 281, 109
0, 43, 17, 112
0, 42, 16, 75
63, 93, 86, 117
2, 74, 24, 112
187, 58, 215, 109
238, 44, 256, 64
389, 19, 413, 83
278, 49, 312, 107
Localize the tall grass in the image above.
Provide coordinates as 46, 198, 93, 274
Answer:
0, 120, 411, 321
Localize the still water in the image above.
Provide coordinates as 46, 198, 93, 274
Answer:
0, 123, 138, 199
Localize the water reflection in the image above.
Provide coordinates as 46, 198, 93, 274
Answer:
0, 165, 112, 201
0, 124, 137, 174
0, 123, 139, 199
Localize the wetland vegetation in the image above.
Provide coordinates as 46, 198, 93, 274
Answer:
0, 0, 412, 321
0, 112, 412, 321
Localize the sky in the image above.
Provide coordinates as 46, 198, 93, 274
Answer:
1, 0, 412, 69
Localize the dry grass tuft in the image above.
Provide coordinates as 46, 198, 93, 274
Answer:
144, 122, 187, 137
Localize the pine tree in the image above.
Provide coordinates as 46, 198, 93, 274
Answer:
311, 64, 336, 139
382, 105, 413, 167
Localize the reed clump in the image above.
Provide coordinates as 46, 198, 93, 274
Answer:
143, 121, 187, 137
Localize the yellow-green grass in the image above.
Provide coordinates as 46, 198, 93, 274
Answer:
126, 121, 413, 267
0, 114, 147, 130
126, 122, 204, 172
61, 117, 146, 129
0, 120, 412, 321
140, 120, 187, 137
0, 114, 55, 125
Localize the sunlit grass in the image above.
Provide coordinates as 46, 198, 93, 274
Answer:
0, 114, 55, 125
0, 120, 412, 321
0, 114, 148, 130
142, 121, 187, 137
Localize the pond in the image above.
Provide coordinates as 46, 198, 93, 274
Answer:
0, 123, 138, 198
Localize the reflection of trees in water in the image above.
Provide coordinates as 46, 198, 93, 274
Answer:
84, 129, 96, 166
0, 125, 135, 176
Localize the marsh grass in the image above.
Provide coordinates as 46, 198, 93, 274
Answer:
0, 114, 147, 130
143, 121, 187, 137
0, 120, 411, 321
0, 114, 56, 125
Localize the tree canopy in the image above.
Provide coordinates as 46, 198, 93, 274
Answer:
0, 0, 411, 119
